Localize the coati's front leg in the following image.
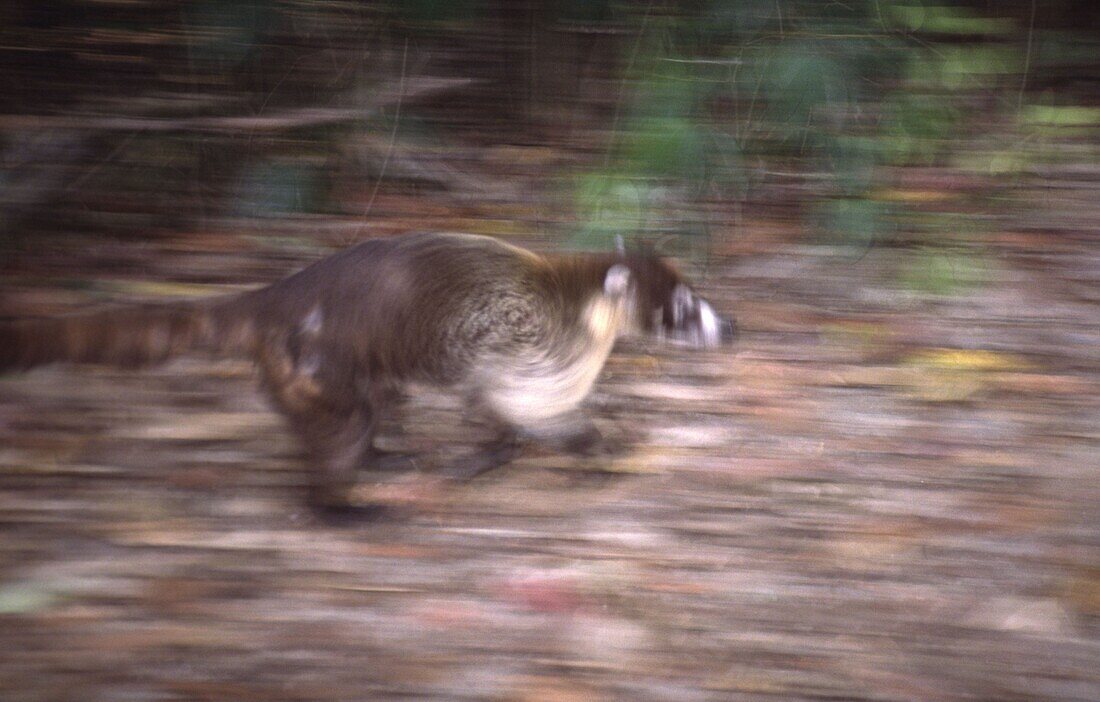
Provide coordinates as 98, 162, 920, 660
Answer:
439, 393, 523, 480
442, 426, 523, 481
538, 414, 627, 458
441, 411, 624, 482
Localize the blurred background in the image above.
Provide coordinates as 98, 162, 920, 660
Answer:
1, 1, 1099, 700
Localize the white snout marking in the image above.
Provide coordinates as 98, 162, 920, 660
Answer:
698, 299, 721, 347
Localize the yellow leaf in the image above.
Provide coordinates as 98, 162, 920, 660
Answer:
904, 348, 1030, 372
873, 188, 957, 203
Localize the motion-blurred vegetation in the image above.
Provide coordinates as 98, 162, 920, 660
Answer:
3, 6, 1100, 700
2, 1, 1099, 292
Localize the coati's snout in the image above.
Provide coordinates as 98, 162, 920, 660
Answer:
610, 255, 736, 349
658, 283, 736, 349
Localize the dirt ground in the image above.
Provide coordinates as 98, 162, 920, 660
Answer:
1, 167, 1099, 700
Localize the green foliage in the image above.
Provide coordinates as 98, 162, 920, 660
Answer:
885, 4, 1015, 36
629, 58, 701, 120
938, 45, 1019, 89
621, 117, 709, 181
393, 0, 485, 25
880, 95, 959, 166
954, 148, 1030, 177
555, 0, 615, 24
573, 47, 725, 250
763, 41, 848, 132
570, 169, 716, 249
1031, 32, 1100, 72
899, 246, 990, 295
818, 197, 891, 250
571, 172, 649, 249
557, 0, 1080, 280
829, 136, 877, 196
184, 0, 276, 65
0, 583, 57, 615
233, 161, 324, 217
1021, 105, 1100, 127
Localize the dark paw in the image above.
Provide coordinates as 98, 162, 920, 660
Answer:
308, 482, 395, 524
593, 433, 630, 457
309, 476, 442, 523
563, 426, 629, 458
562, 424, 604, 456
310, 499, 392, 525
559, 467, 626, 487
366, 449, 421, 474
444, 439, 523, 481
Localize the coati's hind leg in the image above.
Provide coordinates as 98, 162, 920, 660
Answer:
296, 405, 378, 514
361, 385, 420, 472
257, 337, 385, 515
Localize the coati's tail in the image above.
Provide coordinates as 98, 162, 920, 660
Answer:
0, 294, 260, 373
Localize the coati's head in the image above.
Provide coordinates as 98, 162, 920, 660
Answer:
602, 248, 737, 349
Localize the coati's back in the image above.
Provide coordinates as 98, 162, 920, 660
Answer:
251, 232, 558, 388
0, 232, 571, 384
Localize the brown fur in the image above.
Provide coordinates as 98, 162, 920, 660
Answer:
1, 232, 731, 513
0, 295, 257, 372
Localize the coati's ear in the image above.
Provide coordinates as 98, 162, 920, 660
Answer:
604, 264, 632, 297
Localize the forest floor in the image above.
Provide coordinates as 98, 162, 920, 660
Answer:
1, 148, 1099, 701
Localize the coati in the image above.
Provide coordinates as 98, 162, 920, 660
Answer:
1, 232, 735, 513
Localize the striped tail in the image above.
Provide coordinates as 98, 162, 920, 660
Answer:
0, 293, 260, 373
